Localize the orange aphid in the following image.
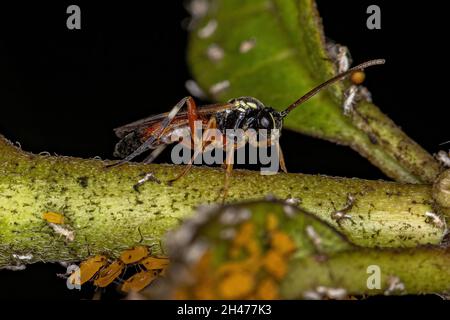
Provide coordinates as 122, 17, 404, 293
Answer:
193, 277, 216, 300
42, 212, 65, 224
232, 222, 255, 248
256, 278, 279, 300
174, 289, 190, 300
217, 261, 252, 276
121, 270, 157, 293
266, 213, 279, 232
245, 239, 261, 258
270, 231, 296, 256
140, 256, 169, 271
192, 251, 212, 278
218, 270, 255, 299
263, 250, 287, 280
119, 246, 149, 264
350, 70, 366, 85
69, 255, 108, 285
94, 260, 125, 287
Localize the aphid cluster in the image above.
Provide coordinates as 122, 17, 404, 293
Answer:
156, 203, 299, 300
67, 246, 169, 293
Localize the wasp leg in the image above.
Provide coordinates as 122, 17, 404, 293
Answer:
168, 117, 217, 185
106, 96, 191, 168
186, 96, 199, 136
251, 138, 285, 174
143, 144, 167, 164
221, 143, 235, 203
275, 141, 288, 173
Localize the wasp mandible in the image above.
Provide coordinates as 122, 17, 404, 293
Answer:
108, 59, 385, 197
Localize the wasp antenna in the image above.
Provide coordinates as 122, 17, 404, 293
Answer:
439, 141, 450, 146
281, 59, 385, 117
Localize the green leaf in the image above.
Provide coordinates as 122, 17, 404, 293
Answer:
187, 0, 440, 184
142, 200, 450, 298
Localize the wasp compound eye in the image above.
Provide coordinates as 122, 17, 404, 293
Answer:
259, 116, 271, 129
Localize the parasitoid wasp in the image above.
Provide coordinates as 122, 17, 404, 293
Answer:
107, 59, 385, 197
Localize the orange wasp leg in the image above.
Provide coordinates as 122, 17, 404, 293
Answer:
139, 96, 197, 166
221, 142, 235, 203
275, 141, 288, 173
168, 117, 217, 184
186, 96, 200, 136
125, 96, 197, 191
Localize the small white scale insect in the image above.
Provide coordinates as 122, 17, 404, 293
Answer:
327, 41, 373, 116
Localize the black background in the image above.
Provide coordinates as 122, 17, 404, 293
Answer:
0, 1, 447, 299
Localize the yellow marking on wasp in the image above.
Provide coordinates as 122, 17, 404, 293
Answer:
269, 112, 275, 126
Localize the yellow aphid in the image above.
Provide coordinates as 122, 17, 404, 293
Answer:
194, 280, 216, 300
218, 261, 251, 276
42, 212, 65, 224
232, 222, 255, 248
350, 70, 366, 85
69, 255, 108, 285
256, 278, 279, 300
119, 246, 149, 264
218, 271, 255, 299
174, 290, 190, 300
270, 231, 296, 256
193, 251, 212, 278
140, 256, 169, 271
93, 260, 125, 288
121, 270, 157, 293
266, 213, 278, 232
245, 239, 261, 258
229, 239, 260, 260
263, 250, 287, 280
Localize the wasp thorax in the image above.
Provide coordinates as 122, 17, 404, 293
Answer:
215, 97, 283, 132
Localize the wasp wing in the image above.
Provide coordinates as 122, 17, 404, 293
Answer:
113, 103, 233, 138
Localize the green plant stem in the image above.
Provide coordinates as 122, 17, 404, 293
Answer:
282, 247, 450, 297
0, 134, 446, 267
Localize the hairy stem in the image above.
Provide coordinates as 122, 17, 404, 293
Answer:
0, 134, 447, 267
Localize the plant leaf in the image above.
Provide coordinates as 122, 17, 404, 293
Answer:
141, 200, 450, 299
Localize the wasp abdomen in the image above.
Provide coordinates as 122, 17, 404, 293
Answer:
114, 131, 146, 159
